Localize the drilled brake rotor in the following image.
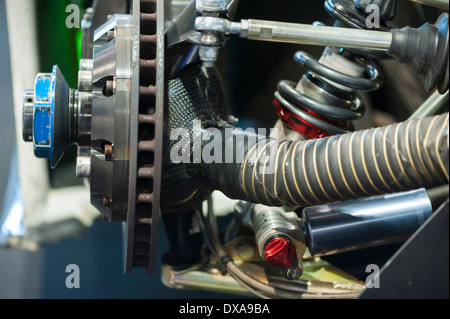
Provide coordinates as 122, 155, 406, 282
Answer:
124, 0, 164, 274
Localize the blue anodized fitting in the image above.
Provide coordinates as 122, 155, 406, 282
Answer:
23, 65, 71, 168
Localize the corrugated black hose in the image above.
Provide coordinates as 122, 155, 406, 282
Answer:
203, 112, 449, 207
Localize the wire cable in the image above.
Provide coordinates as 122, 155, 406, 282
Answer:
205, 197, 308, 299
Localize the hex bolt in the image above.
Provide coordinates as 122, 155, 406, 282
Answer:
104, 144, 113, 161
198, 46, 220, 68
104, 80, 116, 96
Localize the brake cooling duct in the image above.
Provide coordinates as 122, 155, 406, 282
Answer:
160, 64, 449, 212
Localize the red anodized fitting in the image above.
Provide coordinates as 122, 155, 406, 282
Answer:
264, 236, 296, 268
273, 98, 338, 139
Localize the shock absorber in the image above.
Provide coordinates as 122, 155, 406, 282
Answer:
274, 0, 393, 138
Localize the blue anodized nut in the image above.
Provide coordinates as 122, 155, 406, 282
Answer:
31, 65, 71, 168
33, 72, 53, 159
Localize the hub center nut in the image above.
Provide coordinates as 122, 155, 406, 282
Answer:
22, 65, 78, 168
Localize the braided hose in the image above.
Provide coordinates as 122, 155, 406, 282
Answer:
204, 112, 449, 207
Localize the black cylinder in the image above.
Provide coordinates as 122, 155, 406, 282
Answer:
301, 188, 433, 256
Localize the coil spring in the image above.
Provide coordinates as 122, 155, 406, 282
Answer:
274, 0, 386, 136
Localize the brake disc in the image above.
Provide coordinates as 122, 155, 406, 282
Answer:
21, 0, 165, 273
124, 0, 164, 274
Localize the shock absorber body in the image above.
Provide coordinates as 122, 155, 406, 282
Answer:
274, 0, 392, 138
252, 0, 394, 275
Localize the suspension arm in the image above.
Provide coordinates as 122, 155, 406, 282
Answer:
195, 16, 393, 51
195, 14, 449, 92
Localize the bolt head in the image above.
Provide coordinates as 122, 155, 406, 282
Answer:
104, 144, 113, 161
199, 46, 219, 67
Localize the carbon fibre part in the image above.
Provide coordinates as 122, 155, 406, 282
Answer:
161, 64, 228, 213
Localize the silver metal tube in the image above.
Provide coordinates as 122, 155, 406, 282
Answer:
302, 189, 433, 257
409, 90, 449, 120
407, 0, 449, 10
241, 19, 393, 51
